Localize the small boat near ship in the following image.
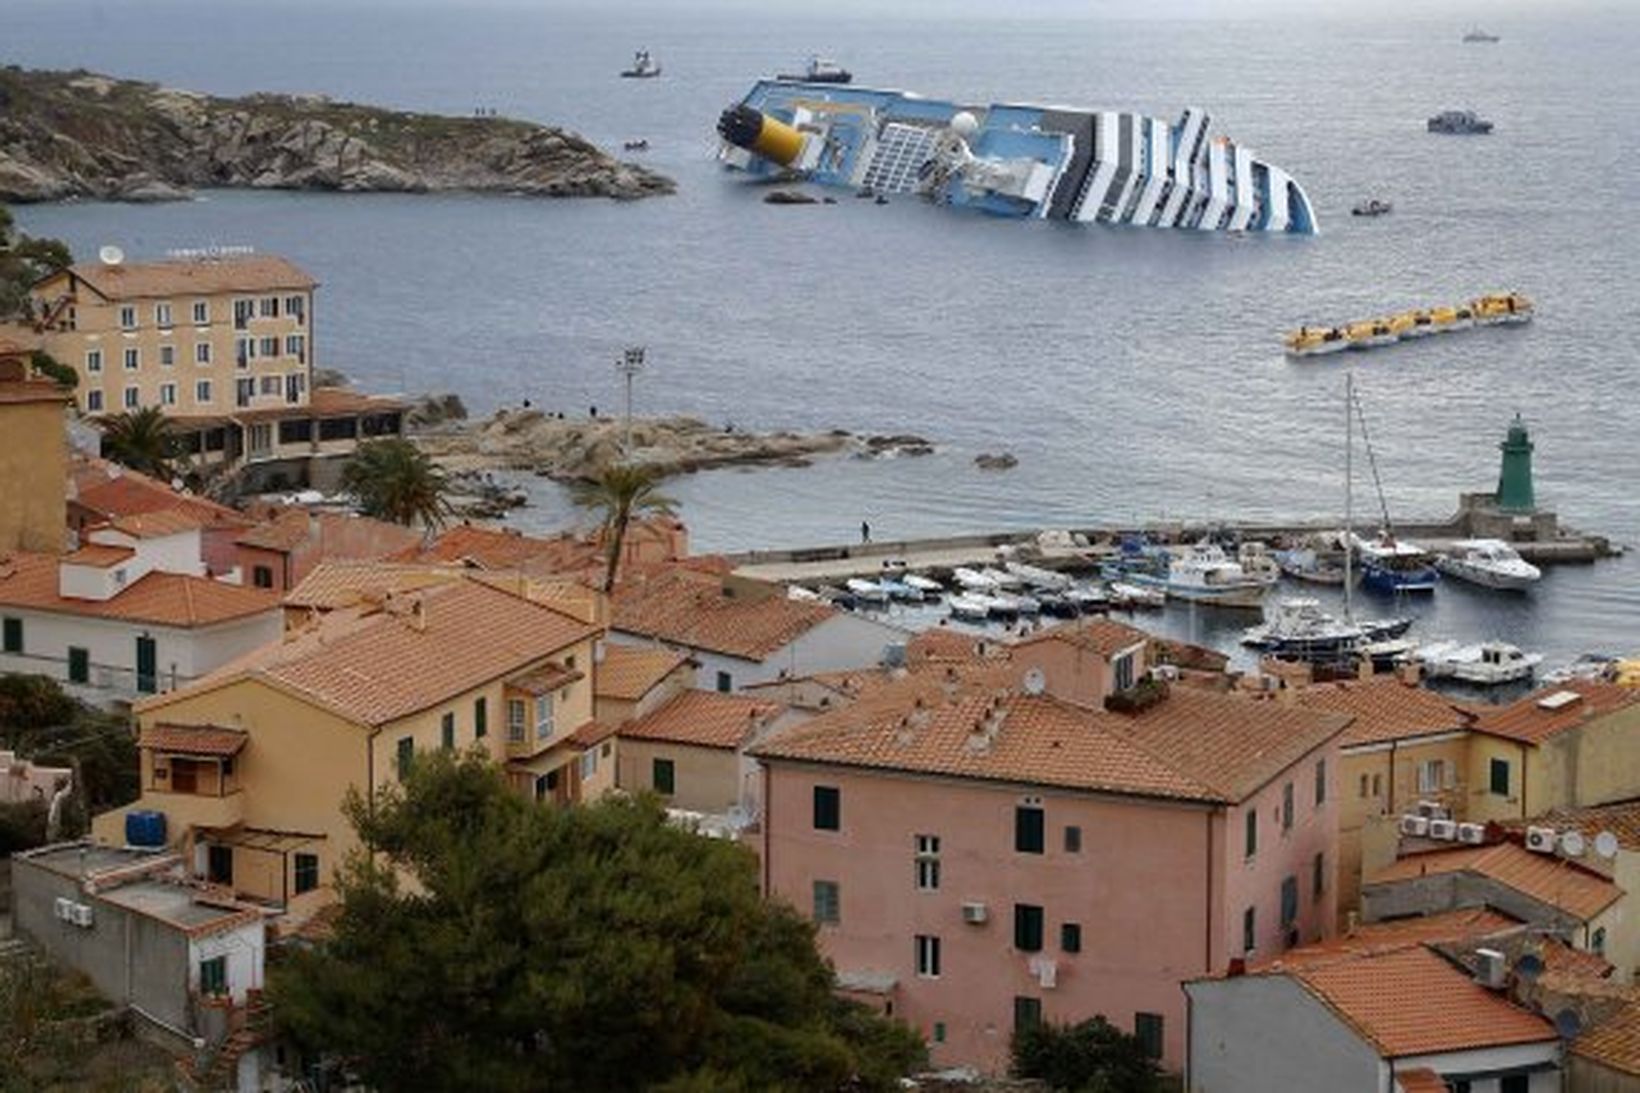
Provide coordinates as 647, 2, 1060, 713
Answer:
621, 51, 662, 78
777, 56, 853, 84
1416, 641, 1542, 685
1351, 198, 1393, 217
623, 139, 650, 152
1428, 109, 1493, 134
1462, 27, 1501, 43
1435, 539, 1542, 591
1283, 293, 1531, 358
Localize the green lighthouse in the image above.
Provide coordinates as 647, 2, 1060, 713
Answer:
1495, 413, 1535, 513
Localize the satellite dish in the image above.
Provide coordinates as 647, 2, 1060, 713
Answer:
1554, 1009, 1584, 1040
1595, 831, 1620, 860
1560, 831, 1587, 858
98, 244, 124, 266
1022, 668, 1046, 696
1514, 952, 1544, 982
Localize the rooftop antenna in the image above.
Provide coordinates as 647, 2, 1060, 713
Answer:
98, 244, 124, 266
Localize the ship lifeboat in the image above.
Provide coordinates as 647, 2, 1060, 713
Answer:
1283, 326, 1350, 358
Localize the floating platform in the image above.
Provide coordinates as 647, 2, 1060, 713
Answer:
1284, 293, 1532, 358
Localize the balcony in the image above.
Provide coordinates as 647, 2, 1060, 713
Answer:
142, 788, 245, 832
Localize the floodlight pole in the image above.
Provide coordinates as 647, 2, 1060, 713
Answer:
616, 346, 646, 456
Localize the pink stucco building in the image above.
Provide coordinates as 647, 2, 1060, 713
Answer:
750, 621, 1348, 1075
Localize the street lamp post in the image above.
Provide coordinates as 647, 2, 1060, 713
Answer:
616, 346, 646, 456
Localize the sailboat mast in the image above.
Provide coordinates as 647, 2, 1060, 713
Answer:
1344, 370, 1354, 622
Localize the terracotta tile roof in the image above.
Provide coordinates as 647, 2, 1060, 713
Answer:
613, 567, 841, 661
1013, 617, 1150, 658
505, 663, 584, 696
235, 386, 405, 422
0, 552, 280, 628
595, 645, 691, 701
105, 509, 209, 539
0, 377, 68, 405
1290, 945, 1555, 1058
1395, 1067, 1449, 1093
72, 460, 248, 530
907, 627, 1008, 666
1294, 674, 1474, 748
141, 579, 596, 726
1109, 687, 1350, 801
56, 255, 315, 300
1368, 842, 1624, 921
138, 723, 248, 757
1574, 1000, 1640, 1076
1471, 679, 1640, 745
64, 544, 135, 568
1262, 907, 1522, 970
1499, 798, 1640, 852
234, 509, 424, 561
751, 677, 1221, 802
407, 524, 597, 571
284, 560, 467, 611
619, 690, 778, 751
568, 720, 621, 749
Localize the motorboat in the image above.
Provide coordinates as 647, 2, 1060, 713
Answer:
623, 139, 650, 152
845, 577, 890, 604
974, 593, 1020, 620
1352, 532, 1440, 594
1351, 198, 1393, 217
1428, 110, 1493, 134
1112, 541, 1268, 609
1237, 542, 1282, 586
903, 574, 944, 596
621, 50, 662, 78
1541, 654, 1619, 685
1417, 641, 1542, 685
1284, 326, 1350, 358
777, 56, 853, 84
1005, 561, 1073, 591
877, 577, 925, 603
1006, 593, 1042, 616
1241, 598, 1413, 664
1463, 26, 1500, 43
978, 566, 1024, 590
1066, 585, 1110, 610
816, 584, 856, 610
1036, 593, 1080, 619
1469, 292, 1533, 326
787, 585, 823, 602
1274, 546, 1347, 585
1107, 581, 1165, 609
948, 594, 993, 621
952, 567, 1001, 592
1436, 539, 1542, 590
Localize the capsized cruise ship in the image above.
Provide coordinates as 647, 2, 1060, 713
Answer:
717, 80, 1318, 233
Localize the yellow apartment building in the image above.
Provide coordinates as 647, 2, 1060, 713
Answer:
91, 578, 600, 921
0, 342, 70, 553
28, 253, 316, 419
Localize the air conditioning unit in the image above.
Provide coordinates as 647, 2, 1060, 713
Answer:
1456, 823, 1485, 845
1428, 819, 1458, 841
1525, 826, 1557, 854
70, 903, 93, 928
1416, 800, 1448, 820
1475, 947, 1507, 990
960, 901, 989, 925
1399, 814, 1429, 837
54, 897, 74, 922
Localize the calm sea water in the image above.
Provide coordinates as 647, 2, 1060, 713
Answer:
10, 1, 1639, 666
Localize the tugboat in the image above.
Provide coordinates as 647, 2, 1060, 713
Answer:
1462, 26, 1501, 43
621, 50, 662, 79
777, 56, 853, 84
1351, 198, 1393, 217
1428, 110, 1493, 134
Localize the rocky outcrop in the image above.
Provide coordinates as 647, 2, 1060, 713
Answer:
0, 67, 674, 202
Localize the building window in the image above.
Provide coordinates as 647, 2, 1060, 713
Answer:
67, 646, 89, 684
123, 347, 140, 371
199, 955, 227, 997
933, 1022, 946, 1044
1358, 773, 1370, 798
285, 295, 305, 322
1064, 825, 1082, 853
813, 785, 841, 831
195, 342, 211, 364
159, 383, 177, 407
1372, 773, 1383, 797
155, 302, 173, 328
915, 834, 940, 891
159, 345, 175, 367
716, 670, 732, 693
1418, 759, 1447, 794
293, 852, 319, 895
1280, 875, 1299, 928
1490, 757, 1511, 797
1282, 782, 1294, 832
119, 305, 137, 330
474, 697, 487, 738
1242, 906, 1255, 953
233, 298, 253, 330
1313, 851, 1325, 898
85, 390, 103, 413
396, 736, 414, 781
123, 386, 140, 409
441, 712, 455, 750
1500, 1077, 1528, 1093
1013, 904, 1044, 952
259, 335, 279, 357
1314, 759, 1326, 806
535, 694, 554, 738
259, 375, 280, 396
507, 699, 526, 742
1061, 922, 1082, 953
286, 334, 306, 361
251, 565, 274, 589
259, 296, 279, 318
579, 749, 597, 780
1113, 651, 1135, 692
652, 758, 675, 795
1013, 996, 1042, 1035
195, 380, 212, 403
1594, 927, 1607, 955
1244, 809, 1257, 858
85, 349, 102, 373
1135, 1013, 1164, 1060
192, 300, 209, 325
812, 879, 839, 924
915, 934, 941, 978
236, 337, 253, 366
1015, 805, 1045, 854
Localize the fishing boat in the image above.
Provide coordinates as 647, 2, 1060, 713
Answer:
717, 81, 1319, 233
948, 594, 993, 621
952, 567, 1001, 592
1005, 561, 1073, 591
845, 577, 890, 604
1274, 545, 1348, 585
1428, 109, 1493, 134
1351, 198, 1393, 217
621, 51, 662, 78
1237, 542, 1282, 586
1435, 539, 1542, 590
1462, 26, 1500, 43
903, 574, 944, 596
1241, 598, 1412, 665
1283, 293, 1528, 358
777, 56, 853, 84
1108, 542, 1268, 609
1416, 641, 1542, 685
1352, 532, 1441, 593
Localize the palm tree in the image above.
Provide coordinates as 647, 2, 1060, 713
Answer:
570, 463, 677, 592
99, 407, 179, 480
341, 438, 450, 528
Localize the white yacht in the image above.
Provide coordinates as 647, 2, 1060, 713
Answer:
903, 574, 944, 595
1435, 539, 1542, 591
845, 578, 889, 604
1005, 561, 1073, 591
1416, 641, 1542, 685
952, 567, 1000, 592
1120, 542, 1268, 608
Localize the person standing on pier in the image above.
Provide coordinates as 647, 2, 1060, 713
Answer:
861, 520, 871, 544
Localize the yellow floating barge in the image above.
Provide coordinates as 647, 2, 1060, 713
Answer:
1284, 292, 1532, 358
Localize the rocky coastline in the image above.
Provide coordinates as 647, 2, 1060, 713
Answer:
412, 407, 934, 483
0, 67, 673, 203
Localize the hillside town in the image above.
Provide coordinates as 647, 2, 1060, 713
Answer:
3, 249, 1640, 1093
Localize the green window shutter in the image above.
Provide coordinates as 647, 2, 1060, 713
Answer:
1015, 806, 1044, 853
653, 758, 675, 795
67, 647, 90, 684
474, 697, 487, 738
1012, 996, 1041, 1035
1013, 904, 1043, 952
293, 853, 319, 895
2, 617, 22, 654
813, 786, 841, 830
1490, 757, 1510, 796
396, 737, 414, 781
441, 713, 455, 750
200, 956, 227, 996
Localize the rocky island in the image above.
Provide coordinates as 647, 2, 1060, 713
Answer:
414, 408, 933, 482
0, 67, 674, 202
